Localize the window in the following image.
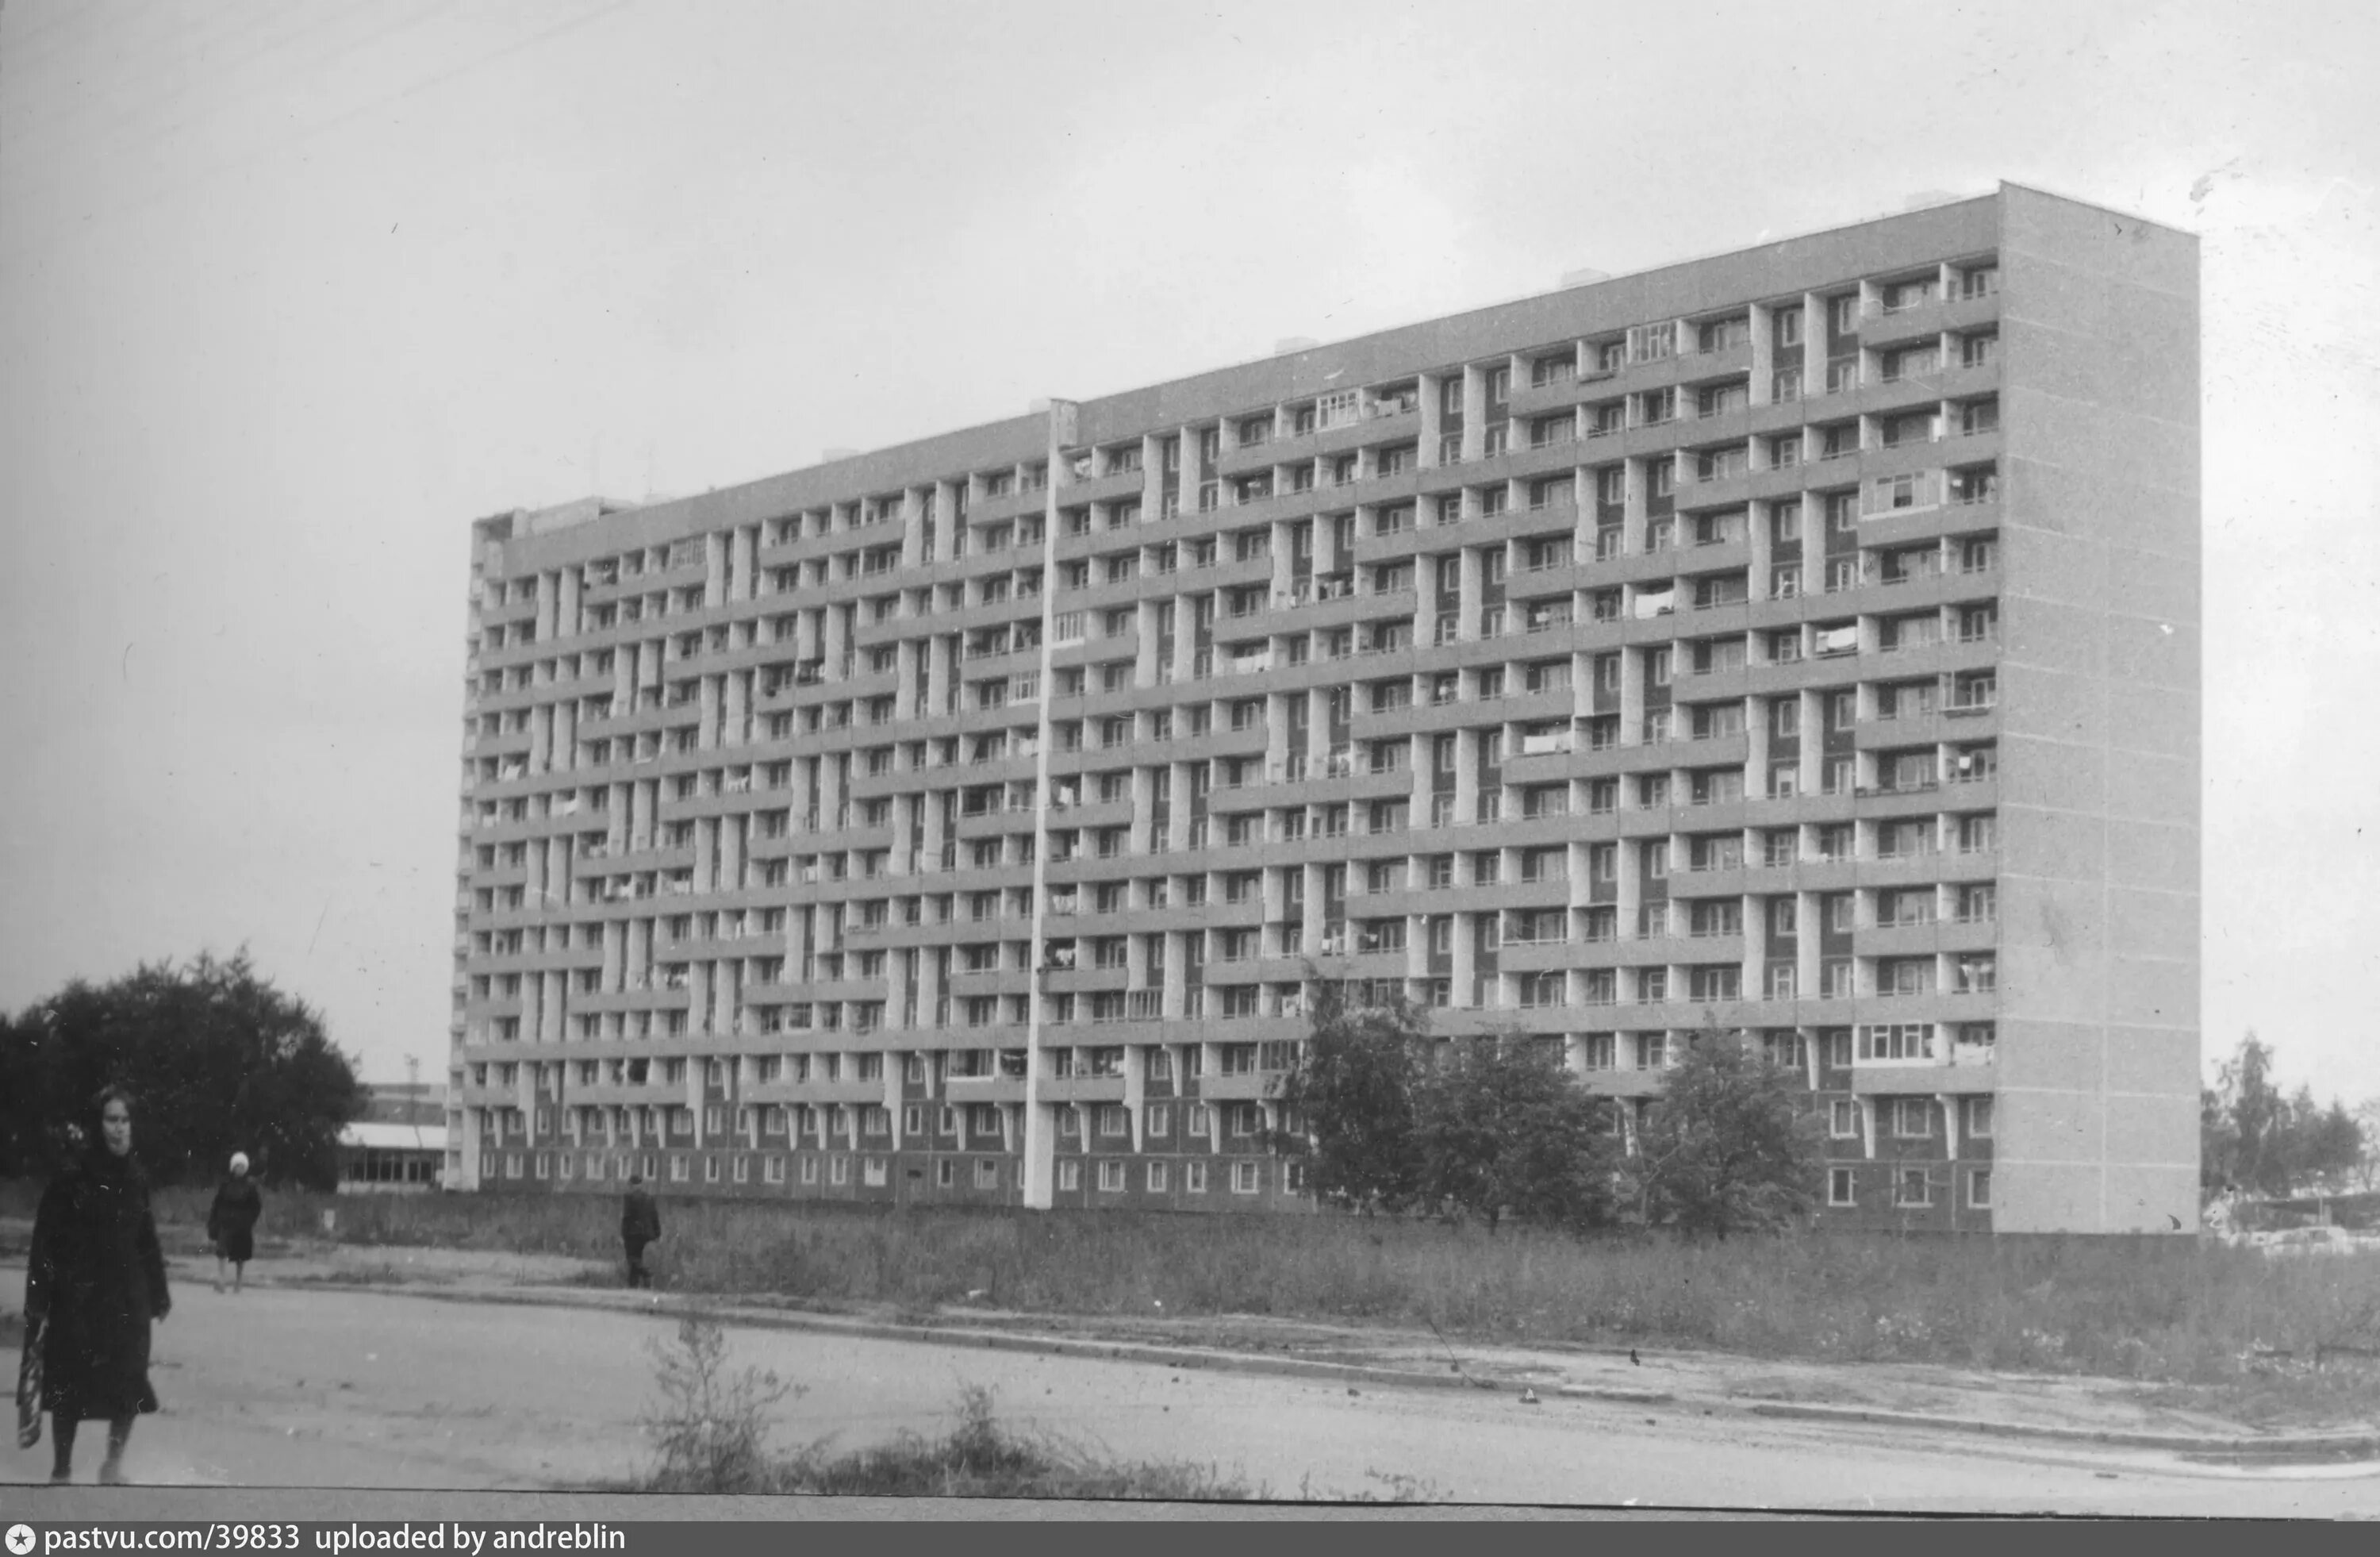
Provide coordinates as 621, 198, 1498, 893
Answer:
1968, 1169, 1992, 1209
1230, 1161, 1261, 1195
1096, 1159, 1126, 1193
1897, 1168, 1933, 1208
1967, 1096, 1994, 1139
1893, 1098, 1935, 1138
1058, 1160, 1082, 1192
1829, 1167, 1856, 1207
1185, 1161, 1208, 1194
1829, 1099, 1859, 1139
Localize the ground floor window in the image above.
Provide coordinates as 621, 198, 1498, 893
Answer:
938, 1159, 956, 1187
1897, 1168, 1932, 1207
731, 1155, 750, 1184
975, 1159, 999, 1190
1828, 1167, 1856, 1206
800, 1155, 820, 1185
1097, 1160, 1125, 1192
505, 1152, 523, 1179
1059, 1160, 1082, 1192
764, 1155, 785, 1184
1230, 1161, 1261, 1195
704, 1155, 721, 1183
830, 1154, 850, 1186
863, 1156, 888, 1186
533, 1153, 551, 1180
1969, 1169, 1992, 1209
1186, 1161, 1208, 1194
1284, 1160, 1307, 1194
1147, 1161, 1169, 1193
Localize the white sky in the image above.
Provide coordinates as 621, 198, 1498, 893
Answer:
2, 0, 2375, 1095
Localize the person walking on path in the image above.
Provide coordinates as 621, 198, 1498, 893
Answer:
620, 1174, 662, 1290
207, 1153, 263, 1294
24, 1086, 171, 1485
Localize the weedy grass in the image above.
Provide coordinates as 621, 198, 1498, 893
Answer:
11, 1181, 2380, 1413
634, 1313, 1255, 1500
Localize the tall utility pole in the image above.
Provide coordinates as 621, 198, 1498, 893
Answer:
1020, 398, 1077, 1210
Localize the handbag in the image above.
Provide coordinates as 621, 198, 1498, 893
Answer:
16, 1317, 43, 1450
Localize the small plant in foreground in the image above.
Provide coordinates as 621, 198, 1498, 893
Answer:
777, 1384, 1259, 1501
642, 1312, 805, 1493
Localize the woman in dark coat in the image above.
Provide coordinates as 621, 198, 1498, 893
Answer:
207, 1151, 263, 1293
25, 1086, 171, 1484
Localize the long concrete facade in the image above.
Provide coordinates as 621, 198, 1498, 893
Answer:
448, 183, 2200, 1232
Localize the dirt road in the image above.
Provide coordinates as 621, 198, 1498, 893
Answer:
5, 1269, 2380, 1514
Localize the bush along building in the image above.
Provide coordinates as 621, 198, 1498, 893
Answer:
451, 183, 2199, 1233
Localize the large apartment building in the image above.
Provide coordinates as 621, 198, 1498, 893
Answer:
450, 183, 2199, 1233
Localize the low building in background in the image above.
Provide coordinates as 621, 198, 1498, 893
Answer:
338, 1083, 451, 1192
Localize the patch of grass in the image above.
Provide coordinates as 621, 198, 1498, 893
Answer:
19, 1177, 2380, 1412
634, 1313, 1253, 1500
777, 1383, 1258, 1501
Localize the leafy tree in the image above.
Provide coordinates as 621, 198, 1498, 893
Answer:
1627, 1021, 1825, 1240
0, 950, 365, 1187
1411, 1033, 1621, 1232
1269, 975, 1428, 1214
2209, 1033, 2288, 1195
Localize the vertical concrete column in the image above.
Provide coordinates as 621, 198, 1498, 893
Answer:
536, 572, 559, 644
553, 701, 576, 775
1461, 365, 1487, 463
1453, 728, 1480, 822
896, 637, 922, 720
704, 533, 727, 609
723, 671, 747, 750
720, 814, 745, 894
1419, 372, 1446, 469
1802, 292, 1826, 388
1450, 915, 1476, 1009
698, 675, 720, 751
558, 568, 580, 641
1748, 302, 1773, 409
901, 487, 927, 569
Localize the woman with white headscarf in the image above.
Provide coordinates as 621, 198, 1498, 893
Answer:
206, 1152, 263, 1294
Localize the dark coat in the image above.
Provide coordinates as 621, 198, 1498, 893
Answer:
207, 1177, 263, 1264
25, 1150, 170, 1421
620, 1186, 660, 1246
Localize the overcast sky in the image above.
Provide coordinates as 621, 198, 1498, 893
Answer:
2, 0, 2375, 1097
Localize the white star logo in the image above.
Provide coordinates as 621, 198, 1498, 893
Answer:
7, 1523, 37, 1555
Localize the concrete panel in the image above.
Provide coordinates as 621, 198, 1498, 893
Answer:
2004, 522, 2109, 603
2003, 297, 2199, 435
2001, 184, 2201, 304
2108, 817, 2198, 894
2102, 1164, 2200, 1234
2106, 614, 2196, 692
2109, 953, 2199, 1028
2106, 685, 2197, 759
2107, 885, 2197, 960
1996, 1018, 2106, 1091
2104, 1026, 2202, 1098
2002, 594, 2108, 676
2105, 751, 2195, 828
2107, 1093, 2200, 1167
2004, 400, 2197, 509
2113, 543, 2199, 629
1994, 1162, 2106, 1233
1998, 734, 2105, 813
2000, 809, 2108, 882
1997, 662, 2105, 745
2106, 541, 2202, 618
2007, 461, 2198, 563
2000, 938, 2108, 1027
2002, 1084, 2108, 1160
